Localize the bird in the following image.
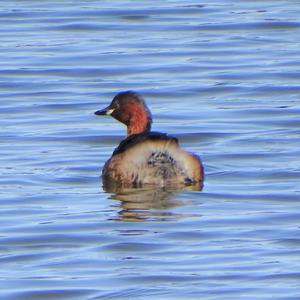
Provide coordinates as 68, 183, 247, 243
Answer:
95, 91, 204, 188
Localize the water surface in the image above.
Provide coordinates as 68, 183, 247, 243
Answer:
1, 1, 300, 299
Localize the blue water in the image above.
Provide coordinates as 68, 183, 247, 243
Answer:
1, 1, 300, 299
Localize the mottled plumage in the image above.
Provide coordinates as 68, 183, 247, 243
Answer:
95, 91, 203, 187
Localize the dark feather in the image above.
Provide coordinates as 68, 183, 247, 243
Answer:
112, 131, 178, 156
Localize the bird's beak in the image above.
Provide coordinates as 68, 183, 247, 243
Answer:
94, 105, 115, 116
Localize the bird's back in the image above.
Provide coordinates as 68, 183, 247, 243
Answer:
102, 132, 203, 187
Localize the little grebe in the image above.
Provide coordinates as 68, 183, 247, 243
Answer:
95, 91, 204, 187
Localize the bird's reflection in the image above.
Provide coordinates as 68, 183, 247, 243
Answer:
102, 178, 203, 222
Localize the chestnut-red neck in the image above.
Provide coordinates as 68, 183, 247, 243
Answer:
126, 104, 152, 136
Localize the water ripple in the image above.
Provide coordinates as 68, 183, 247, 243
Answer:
1, 1, 300, 299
